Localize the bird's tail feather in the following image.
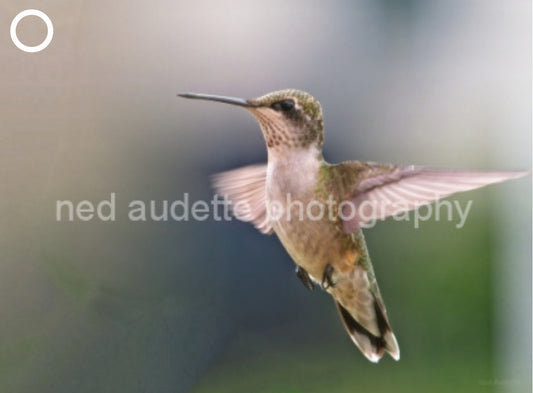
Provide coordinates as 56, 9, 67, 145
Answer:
335, 298, 400, 363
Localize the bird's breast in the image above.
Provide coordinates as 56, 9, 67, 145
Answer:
266, 190, 357, 281
265, 149, 359, 279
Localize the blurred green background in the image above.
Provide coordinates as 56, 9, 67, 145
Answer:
0, 1, 531, 392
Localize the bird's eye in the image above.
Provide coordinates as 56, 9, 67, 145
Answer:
271, 99, 295, 112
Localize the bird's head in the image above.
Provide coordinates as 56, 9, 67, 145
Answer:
179, 89, 324, 154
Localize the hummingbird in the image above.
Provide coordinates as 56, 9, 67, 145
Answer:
179, 89, 528, 363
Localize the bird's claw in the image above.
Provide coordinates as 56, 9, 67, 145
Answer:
321, 264, 335, 290
295, 265, 315, 291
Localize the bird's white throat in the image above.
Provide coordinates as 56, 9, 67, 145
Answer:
266, 145, 323, 200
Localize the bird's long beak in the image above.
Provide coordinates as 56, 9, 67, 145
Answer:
178, 93, 255, 107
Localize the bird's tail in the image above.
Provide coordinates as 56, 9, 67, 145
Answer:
332, 231, 400, 362
335, 296, 399, 363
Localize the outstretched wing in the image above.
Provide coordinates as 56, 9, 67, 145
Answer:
339, 163, 528, 233
211, 164, 272, 234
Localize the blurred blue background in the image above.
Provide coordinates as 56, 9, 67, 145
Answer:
0, 1, 531, 392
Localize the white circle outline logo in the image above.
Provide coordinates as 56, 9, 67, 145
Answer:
10, 9, 54, 53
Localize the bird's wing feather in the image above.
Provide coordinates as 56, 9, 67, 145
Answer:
341, 164, 528, 233
211, 164, 272, 234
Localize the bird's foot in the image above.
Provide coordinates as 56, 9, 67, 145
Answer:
321, 264, 336, 290
295, 265, 315, 291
